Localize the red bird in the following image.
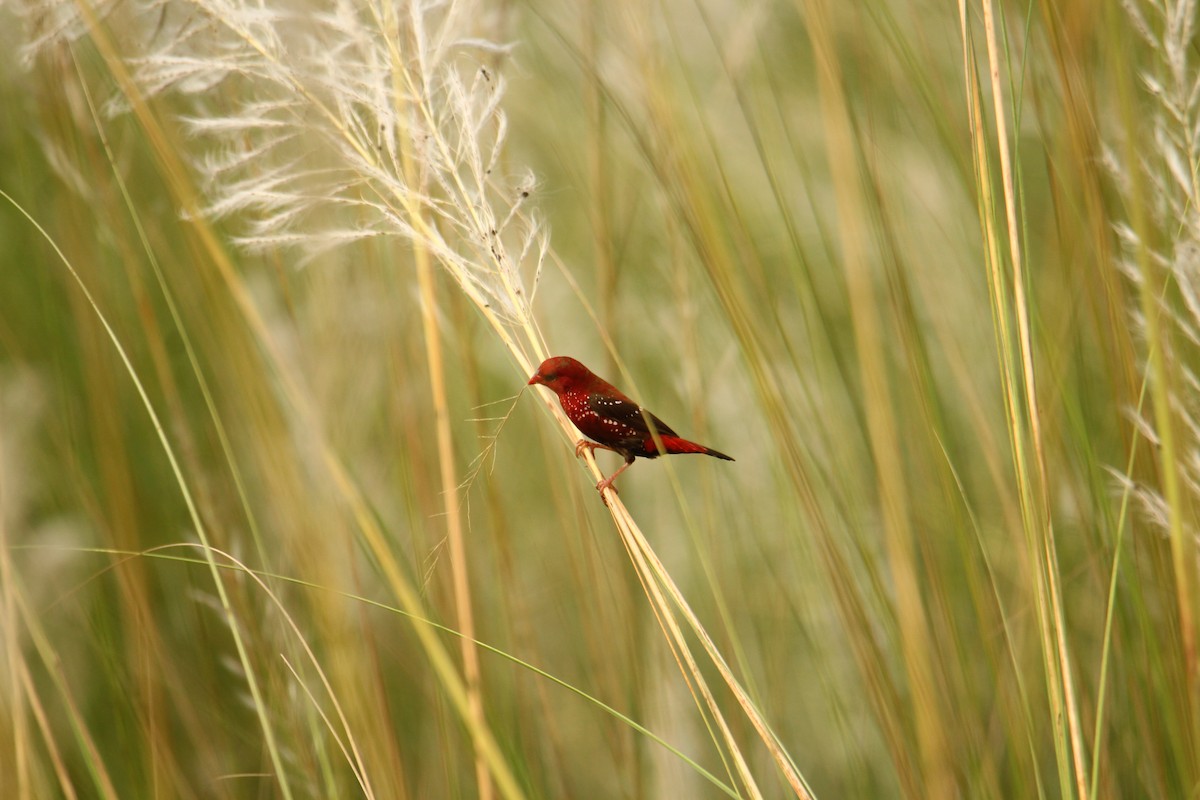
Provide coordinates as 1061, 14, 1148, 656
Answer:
528, 356, 734, 496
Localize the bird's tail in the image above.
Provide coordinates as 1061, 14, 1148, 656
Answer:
660, 436, 735, 461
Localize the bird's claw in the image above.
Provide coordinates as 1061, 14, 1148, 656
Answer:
575, 439, 620, 504
596, 480, 618, 506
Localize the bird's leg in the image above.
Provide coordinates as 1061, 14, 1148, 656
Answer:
596, 455, 636, 504
574, 439, 618, 459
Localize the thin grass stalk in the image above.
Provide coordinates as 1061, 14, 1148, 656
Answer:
63, 41, 274, 575
0, 446, 31, 800
540, 247, 807, 793
319, 438, 529, 798
800, 0, 950, 795
61, 72, 199, 793
415, 243, 492, 800
978, 2, 1088, 796
957, 3, 1081, 796
17, 635, 81, 798
2, 187, 296, 798
933, 429, 1047, 799
15, 614, 85, 796
12, 572, 119, 799
570, 433, 816, 797
95, 540, 755, 796
606, 503, 766, 800
658, 449, 765, 748
932, 43, 1046, 789
388, 19, 491, 781
614, 522, 746, 793
547, 253, 816, 797
196, 545, 377, 795
1090, 369, 1152, 799
596, 64, 829, 800
962, 10, 1063, 797
618, 504, 816, 799
66, 37, 325, 791
577, 10, 863, 788
582, 4, 619, 373
640, 53, 785, 734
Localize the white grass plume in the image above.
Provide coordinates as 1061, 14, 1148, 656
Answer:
1112, 0, 1200, 539
22, 0, 545, 337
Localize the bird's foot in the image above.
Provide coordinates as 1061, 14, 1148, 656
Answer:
596, 477, 618, 506
575, 440, 620, 459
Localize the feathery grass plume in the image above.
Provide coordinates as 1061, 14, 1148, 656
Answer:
1109, 1, 1200, 568
1104, 0, 1200, 790
141, 0, 543, 331
17, 0, 118, 64
18, 0, 546, 343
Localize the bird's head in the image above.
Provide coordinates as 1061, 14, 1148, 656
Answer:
528, 356, 592, 394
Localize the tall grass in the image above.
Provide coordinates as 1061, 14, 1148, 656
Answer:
1, 0, 1196, 797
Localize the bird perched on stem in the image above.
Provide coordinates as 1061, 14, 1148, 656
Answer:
528, 356, 734, 499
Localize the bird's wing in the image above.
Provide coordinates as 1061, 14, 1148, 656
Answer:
586, 394, 679, 438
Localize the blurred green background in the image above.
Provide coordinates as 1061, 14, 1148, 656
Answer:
0, 0, 1194, 798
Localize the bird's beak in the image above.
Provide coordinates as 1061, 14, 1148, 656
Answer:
527, 373, 543, 386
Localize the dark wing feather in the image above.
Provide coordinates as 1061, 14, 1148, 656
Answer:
586, 394, 679, 438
